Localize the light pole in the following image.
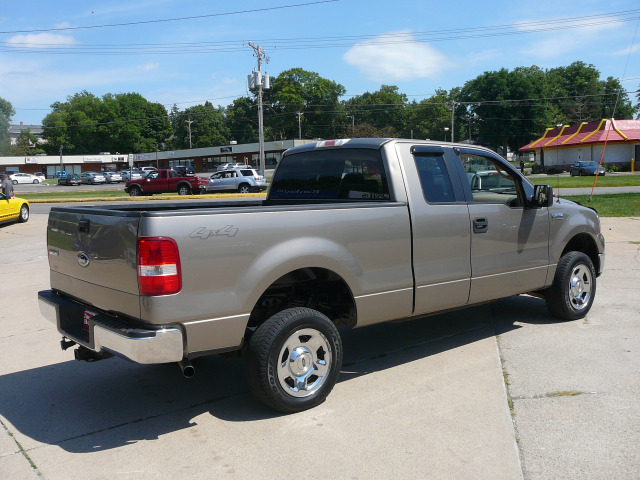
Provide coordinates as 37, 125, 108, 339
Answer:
444, 127, 450, 142
59, 145, 64, 174
155, 143, 159, 168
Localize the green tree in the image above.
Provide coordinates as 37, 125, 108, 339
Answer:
169, 101, 229, 150
225, 96, 258, 144
41, 91, 171, 154
459, 66, 555, 153
0, 97, 16, 155
407, 89, 462, 142
9, 129, 44, 155
267, 68, 346, 140
547, 62, 634, 123
343, 85, 407, 137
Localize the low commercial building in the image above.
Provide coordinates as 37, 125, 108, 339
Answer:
519, 119, 640, 171
0, 139, 316, 177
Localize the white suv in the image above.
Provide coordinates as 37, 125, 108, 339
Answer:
208, 168, 267, 193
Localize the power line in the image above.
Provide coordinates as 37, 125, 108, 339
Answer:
0, 1, 340, 34
3, 9, 639, 55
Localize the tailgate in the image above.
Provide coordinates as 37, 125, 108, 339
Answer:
47, 209, 140, 313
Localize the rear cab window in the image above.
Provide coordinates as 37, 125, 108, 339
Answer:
269, 148, 390, 202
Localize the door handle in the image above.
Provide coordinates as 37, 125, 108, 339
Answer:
473, 217, 488, 234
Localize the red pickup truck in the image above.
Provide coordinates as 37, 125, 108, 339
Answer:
124, 169, 208, 196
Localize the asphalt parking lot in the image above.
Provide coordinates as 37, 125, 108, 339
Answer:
0, 211, 638, 479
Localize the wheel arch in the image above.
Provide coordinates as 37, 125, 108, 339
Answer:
560, 232, 600, 275
246, 266, 357, 340
176, 181, 192, 192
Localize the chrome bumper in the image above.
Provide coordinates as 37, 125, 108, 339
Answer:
38, 290, 184, 364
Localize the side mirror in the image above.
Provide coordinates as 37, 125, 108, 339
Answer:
532, 184, 553, 207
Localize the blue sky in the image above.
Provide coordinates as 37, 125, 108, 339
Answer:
1, 0, 639, 126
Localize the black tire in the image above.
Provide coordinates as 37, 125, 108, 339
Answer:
128, 186, 141, 197
177, 184, 191, 195
238, 183, 251, 194
12, 180, 18, 185
247, 307, 343, 413
545, 251, 596, 320
18, 204, 29, 223
33, 179, 39, 184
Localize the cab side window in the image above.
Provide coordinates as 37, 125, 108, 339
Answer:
413, 153, 455, 203
459, 154, 522, 207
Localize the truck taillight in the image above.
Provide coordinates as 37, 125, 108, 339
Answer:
137, 237, 182, 296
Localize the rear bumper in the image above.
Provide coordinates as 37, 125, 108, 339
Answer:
38, 290, 184, 364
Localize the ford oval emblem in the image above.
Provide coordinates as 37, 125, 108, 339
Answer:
77, 252, 90, 268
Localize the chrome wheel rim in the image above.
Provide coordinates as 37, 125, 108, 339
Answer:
178, 187, 189, 195
20, 205, 28, 220
568, 263, 592, 310
240, 186, 250, 193
130, 188, 139, 196
277, 328, 331, 398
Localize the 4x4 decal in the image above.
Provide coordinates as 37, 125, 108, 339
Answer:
189, 225, 238, 239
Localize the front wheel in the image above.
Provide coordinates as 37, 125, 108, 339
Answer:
33, 179, 39, 184
545, 251, 596, 320
12, 180, 18, 185
18, 204, 29, 223
177, 185, 191, 195
247, 307, 342, 413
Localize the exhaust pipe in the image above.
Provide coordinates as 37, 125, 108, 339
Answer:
179, 359, 195, 378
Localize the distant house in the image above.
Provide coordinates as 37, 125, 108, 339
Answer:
9, 121, 45, 146
519, 119, 640, 170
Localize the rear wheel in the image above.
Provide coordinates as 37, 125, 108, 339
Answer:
545, 251, 596, 320
18, 204, 29, 223
247, 307, 342, 413
33, 179, 39, 184
238, 183, 251, 194
128, 185, 141, 196
177, 184, 191, 195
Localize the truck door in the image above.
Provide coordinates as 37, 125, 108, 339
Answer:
398, 144, 472, 315
454, 149, 550, 303
143, 170, 163, 193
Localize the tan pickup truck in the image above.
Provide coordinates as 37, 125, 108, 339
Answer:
38, 138, 604, 412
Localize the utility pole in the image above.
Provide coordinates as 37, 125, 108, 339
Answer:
59, 145, 64, 174
185, 119, 194, 149
346, 115, 354, 136
450, 101, 456, 143
248, 42, 269, 175
296, 112, 303, 139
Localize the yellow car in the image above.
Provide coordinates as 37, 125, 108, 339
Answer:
0, 193, 30, 225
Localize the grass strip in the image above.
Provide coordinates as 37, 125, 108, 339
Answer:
561, 193, 640, 217
529, 175, 640, 188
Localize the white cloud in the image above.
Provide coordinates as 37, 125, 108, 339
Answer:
343, 31, 455, 82
515, 19, 619, 59
614, 43, 640, 56
137, 61, 159, 72
7, 32, 78, 48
